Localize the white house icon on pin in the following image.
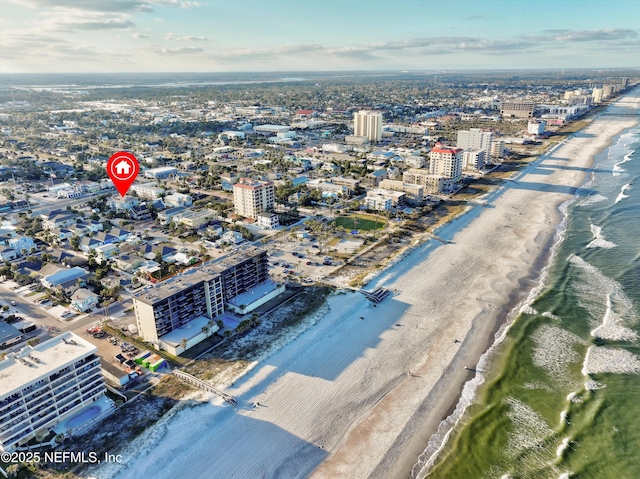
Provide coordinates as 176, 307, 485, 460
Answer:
115, 160, 131, 176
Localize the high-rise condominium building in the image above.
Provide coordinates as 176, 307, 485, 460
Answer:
0, 332, 106, 452
457, 128, 493, 160
233, 178, 275, 219
429, 146, 463, 184
353, 110, 383, 143
133, 247, 280, 354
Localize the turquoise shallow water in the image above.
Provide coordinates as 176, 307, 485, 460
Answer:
422, 123, 640, 479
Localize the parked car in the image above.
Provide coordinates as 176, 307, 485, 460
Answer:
10, 300, 16, 306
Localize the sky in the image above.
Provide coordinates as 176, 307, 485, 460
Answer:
0, 0, 639, 73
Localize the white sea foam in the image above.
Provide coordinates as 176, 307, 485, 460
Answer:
566, 392, 583, 403
614, 183, 631, 204
590, 294, 638, 342
584, 379, 606, 391
505, 397, 553, 454
523, 381, 553, 391
532, 324, 584, 384
568, 255, 638, 330
543, 311, 561, 320
556, 437, 571, 459
578, 193, 607, 206
582, 346, 640, 375
612, 149, 634, 176
558, 473, 572, 479
586, 224, 617, 249
520, 305, 539, 315
559, 408, 569, 425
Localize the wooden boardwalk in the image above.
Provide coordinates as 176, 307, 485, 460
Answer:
172, 370, 238, 408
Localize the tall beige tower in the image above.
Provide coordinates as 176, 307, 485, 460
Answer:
353, 110, 382, 143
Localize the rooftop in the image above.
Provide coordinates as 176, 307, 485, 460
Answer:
133, 245, 265, 305
0, 332, 97, 397
160, 315, 217, 346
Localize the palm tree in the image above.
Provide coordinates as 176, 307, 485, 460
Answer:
180, 338, 187, 350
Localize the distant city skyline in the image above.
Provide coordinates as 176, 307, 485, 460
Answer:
1, 0, 639, 73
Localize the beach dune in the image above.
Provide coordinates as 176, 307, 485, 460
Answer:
96, 92, 640, 479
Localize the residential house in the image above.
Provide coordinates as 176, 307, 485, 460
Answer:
143, 245, 177, 263
8, 236, 37, 256
40, 266, 90, 293
0, 248, 18, 261
95, 244, 119, 264
79, 237, 103, 253
129, 205, 152, 221
163, 193, 193, 208
107, 196, 140, 212
113, 254, 144, 273
70, 288, 99, 312
50, 228, 75, 243
41, 210, 80, 230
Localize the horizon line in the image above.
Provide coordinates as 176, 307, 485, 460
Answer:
1, 67, 639, 76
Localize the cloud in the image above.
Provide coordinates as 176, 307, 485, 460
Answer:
206, 43, 325, 63
9, 0, 201, 13
545, 28, 638, 42
0, 32, 99, 60
132, 32, 150, 39
69, 19, 136, 30
164, 33, 209, 41
156, 46, 204, 55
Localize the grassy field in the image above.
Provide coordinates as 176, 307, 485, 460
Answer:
334, 213, 386, 231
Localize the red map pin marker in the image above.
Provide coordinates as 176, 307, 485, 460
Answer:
107, 151, 139, 197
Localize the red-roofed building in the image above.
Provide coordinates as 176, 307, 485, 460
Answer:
429, 146, 463, 188
295, 109, 316, 117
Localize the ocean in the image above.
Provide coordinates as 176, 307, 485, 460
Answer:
418, 123, 640, 479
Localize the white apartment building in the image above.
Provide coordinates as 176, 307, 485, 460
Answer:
130, 183, 164, 200
163, 193, 193, 208
379, 179, 424, 204
402, 169, 446, 194
363, 190, 393, 211
256, 212, 279, 230
462, 150, 486, 171
592, 87, 603, 104
490, 140, 505, 160
527, 120, 546, 136
0, 332, 106, 452
457, 129, 493, 160
233, 178, 275, 219
353, 110, 382, 143
429, 146, 463, 185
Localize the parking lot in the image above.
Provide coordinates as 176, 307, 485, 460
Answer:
266, 236, 342, 282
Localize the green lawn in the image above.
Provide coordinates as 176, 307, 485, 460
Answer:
334, 214, 386, 231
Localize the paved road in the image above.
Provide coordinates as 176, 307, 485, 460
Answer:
0, 282, 130, 336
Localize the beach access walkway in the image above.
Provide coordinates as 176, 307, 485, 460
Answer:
172, 370, 238, 408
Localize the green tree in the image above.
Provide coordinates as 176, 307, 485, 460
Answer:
69, 235, 81, 251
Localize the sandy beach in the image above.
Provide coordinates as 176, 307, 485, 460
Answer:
93, 92, 640, 479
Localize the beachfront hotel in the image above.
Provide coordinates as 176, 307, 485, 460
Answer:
133, 246, 284, 355
0, 332, 106, 452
